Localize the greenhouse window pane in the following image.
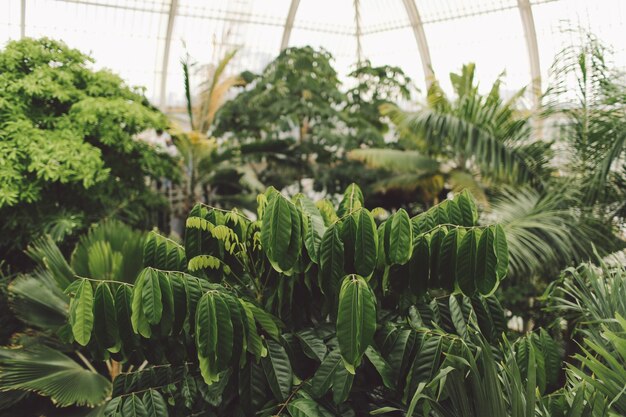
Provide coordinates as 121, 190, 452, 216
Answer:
22, 0, 168, 102
424, 7, 531, 100
0, 0, 21, 43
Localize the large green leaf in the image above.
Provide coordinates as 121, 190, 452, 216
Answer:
309, 350, 342, 398
93, 282, 119, 351
337, 183, 364, 217
122, 393, 148, 417
261, 193, 299, 272
0, 346, 111, 407
142, 389, 168, 417
410, 235, 430, 296
68, 279, 94, 346
457, 229, 479, 296
428, 227, 446, 289
261, 339, 293, 401
493, 224, 509, 280
388, 209, 413, 265
476, 226, 498, 295
141, 268, 163, 325
287, 398, 333, 417
296, 194, 326, 264
319, 225, 344, 296
287, 398, 334, 417
336, 275, 377, 373
354, 209, 378, 277
457, 189, 478, 227
438, 228, 461, 291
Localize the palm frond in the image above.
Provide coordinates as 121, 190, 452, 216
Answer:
70, 220, 145, 283
548, 260, 626, 347
25, 236, 74, 289
347, 148, 440, 174
9, 270, 68, 331
181, 55, 194, 130
385, 104, 536, 185
485, 187, 617, 280
0, 346, 111, 407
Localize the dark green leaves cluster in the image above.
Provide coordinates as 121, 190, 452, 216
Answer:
0, 38, 176, 266
57, 183, 511, 416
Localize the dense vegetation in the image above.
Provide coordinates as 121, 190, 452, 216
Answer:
0, 34, 624, 417
0, 38, 177, 269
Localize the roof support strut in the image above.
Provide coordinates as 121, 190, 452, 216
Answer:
20, 0, 26, 38
159, 0, 179, 108
402, 0, 434, 89
517, 0, 542, 108
354, 0, 363, 62
280, 0, 300, 51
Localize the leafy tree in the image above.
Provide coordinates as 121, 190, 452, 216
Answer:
349, 63, 550, 208
213, 48, 413, 197
0, 38, 177, 268
214, 46, 346, 191
0, 183, 516, 415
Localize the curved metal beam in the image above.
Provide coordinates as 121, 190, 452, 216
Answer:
20, 0, 26, 38
159, 0, 178, 109
517, 0, 542, 108
280, 0, 300, 51
401, 0, 434, 89
354, 0, 363, 62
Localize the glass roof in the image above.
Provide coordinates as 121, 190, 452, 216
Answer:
2, 0, 624, 108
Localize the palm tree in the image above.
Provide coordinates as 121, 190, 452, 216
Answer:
349, 63, 551, 207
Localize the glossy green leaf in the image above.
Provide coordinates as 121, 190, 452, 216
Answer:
287, 398, 334, 417
456, 189, 478, 227
93, 282, 118, 350
336, 275, 377, 373
309, 350, 342, 398
122, 394, 148, 417
410, 235, 430, 296
494, 224, 509, 280
354, 209, 378, 276
428, 227, 446, 289
261, 339, 293, 401
476, 226, 498, 295
142, 389, 168, 417
141, 268, 163, 325
69, 279, 94, 346
337, 183, 364, 217
261, 193, 294, 272
297, 194, 326, 264
319, 225, 344, 296
457, 228, 479, 296
332, 363, 354, 404
365, 346, 394, 389
438, 228, 461, 291
388, 209, 413, 265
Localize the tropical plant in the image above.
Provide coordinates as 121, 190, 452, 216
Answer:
545, 32, 626, 212
2, 184, 515, 415
169, 51, 267, 217
349, 63, 551, 207
0, 221, 146, 414
213, 46, 347, 191
0, 38, 177, 269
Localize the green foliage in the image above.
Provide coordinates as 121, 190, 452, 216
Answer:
0, 345, 111, 407
214, 48, 413, 194
0, 38, 176, 267
12, 183, 513, 416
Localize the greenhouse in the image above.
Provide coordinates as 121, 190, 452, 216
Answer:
0, 0, 625, 416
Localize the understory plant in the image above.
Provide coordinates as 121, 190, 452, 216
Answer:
1, 184, 513, 415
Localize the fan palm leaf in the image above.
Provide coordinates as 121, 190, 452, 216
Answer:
485, 187, 616, 280
0, 346, 111, 407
